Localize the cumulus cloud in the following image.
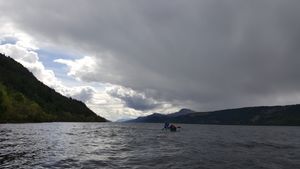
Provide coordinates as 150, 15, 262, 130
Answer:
54, 56, 98, 81
0, 31, 168, 121
0, 40, 116, 120
54, 53, 123, 83
0, 43, 59, 87
86, 85, 179, 121
86, 89, 143, 121
107, 86, 161, 111
64, 86, 95, 103
1, 0, 300, 115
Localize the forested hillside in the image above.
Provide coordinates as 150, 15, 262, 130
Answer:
0, 53, 107, 122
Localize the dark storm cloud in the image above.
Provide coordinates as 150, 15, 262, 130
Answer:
1, 0, 300, 111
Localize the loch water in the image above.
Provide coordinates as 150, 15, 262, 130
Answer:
0, 123, 299, 169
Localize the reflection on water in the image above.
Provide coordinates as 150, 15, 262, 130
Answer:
0, 123, 299, 169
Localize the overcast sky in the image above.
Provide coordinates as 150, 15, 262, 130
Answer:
1, 0, 300, 121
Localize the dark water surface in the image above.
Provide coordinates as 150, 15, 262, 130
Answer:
0, 123, 299, 169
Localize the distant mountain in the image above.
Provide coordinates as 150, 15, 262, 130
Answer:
130, 113, 168, 123
128, 109, 195, 123
128, 106, 300, 125
0, 53, 107, 123
115, 118, 134, 122
167, 108, 195, 117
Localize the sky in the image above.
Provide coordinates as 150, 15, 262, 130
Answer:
1, 0, 300, 121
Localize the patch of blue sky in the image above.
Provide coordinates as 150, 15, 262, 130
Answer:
36, 48, 107, 90
37, 48, 78, 80
37, 48, 78, 66
0, 36, 18, 45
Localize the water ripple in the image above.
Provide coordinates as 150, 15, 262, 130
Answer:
0, 123, 299, 169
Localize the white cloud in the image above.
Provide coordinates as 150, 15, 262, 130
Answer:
54, 52, 123, 83
86, 85, 180, 121
0, 21, 38, 50
86, 89, 141, 121
53, 51, 182, 118
0, 43, 59, 87
54, 56, 98, 81
0, 26, 170, 121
